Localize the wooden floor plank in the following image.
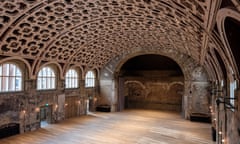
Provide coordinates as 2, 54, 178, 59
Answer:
0, 110, 214, 144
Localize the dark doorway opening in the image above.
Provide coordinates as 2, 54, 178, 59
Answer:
40, 105, 52, 128
225, 17, 240, 73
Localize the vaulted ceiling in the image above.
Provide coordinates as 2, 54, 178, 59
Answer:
0, 0, 231, 72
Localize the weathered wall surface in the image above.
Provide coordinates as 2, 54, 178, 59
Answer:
0, 79, 89, 134
99, 67, 117, 111
216, 88, 240, 144
100, 52, 211, 119
123, 70, 184, 112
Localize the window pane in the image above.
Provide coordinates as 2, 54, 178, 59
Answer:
16, 68, 21, 76
65, 69, 78, 88
51, 77, 55, 89
37, 67, 56, 90
74, 78, 77, 87
85, 71, 95, 87
16, 77, 21, 91
0, 66, 2, 76
0, 63, 22, 92
3, 64, 8, 76
42, 77, 46, 89
0, 77, 1, 92
9, 76, 14, 91
47, 76, 50, 88
230, 80, 237, 107
3, 76, 8, 91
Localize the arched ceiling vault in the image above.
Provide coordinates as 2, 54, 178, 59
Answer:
0, 0, 220, 73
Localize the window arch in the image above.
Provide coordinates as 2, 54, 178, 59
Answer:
37, 67, 56, 90
85, 71, 95, 87
0, 63, 22, 92
65, 69, 78, 88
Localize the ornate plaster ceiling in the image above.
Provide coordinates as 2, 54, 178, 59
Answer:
0, 0, 217, 69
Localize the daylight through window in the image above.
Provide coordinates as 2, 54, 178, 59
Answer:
85, 71, 95, 87
65, 69, 78, 88
0, 63, 22, 92
37, 67, 56, 90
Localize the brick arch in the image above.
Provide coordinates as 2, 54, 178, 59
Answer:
100, 49, 210, 117
217, 8, 240, 79
114, 51, 205, 81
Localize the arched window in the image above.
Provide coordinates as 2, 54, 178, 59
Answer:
85, 71, 95, 87
37, 67, 56, 90
230, 80, 237, 109
0, 63, 22, 92
65, 69, 78, 88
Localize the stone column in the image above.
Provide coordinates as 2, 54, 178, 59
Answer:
215, 82, 224, 144
80, 80, 87, 114
55, 79, 66, 122
21, 79, 38, 132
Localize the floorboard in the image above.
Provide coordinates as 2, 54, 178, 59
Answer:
0, 110, 214, 144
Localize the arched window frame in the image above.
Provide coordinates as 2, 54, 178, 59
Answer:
65, 69, 78, 89
0, 63, 22, 92
230, 79, 237, 109
37, 66, 56, 90
85, 71, 95, 88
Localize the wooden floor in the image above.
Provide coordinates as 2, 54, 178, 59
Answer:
0, 110, 214, 144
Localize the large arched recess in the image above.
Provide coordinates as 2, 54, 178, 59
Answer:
117, 54, 184, 113
216, 7, 240, 144
99, 50, 211, 119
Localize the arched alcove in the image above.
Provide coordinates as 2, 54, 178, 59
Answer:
118, 54, 184, 112
224, 17, 240, 76
99, 49, 210, 119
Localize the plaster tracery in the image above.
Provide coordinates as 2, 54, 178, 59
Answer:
1, 1, 240, 143
0, 0, 214, 69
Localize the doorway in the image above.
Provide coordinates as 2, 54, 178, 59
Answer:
40, 105, 52, 128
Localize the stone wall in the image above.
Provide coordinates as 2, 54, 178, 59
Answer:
122, 70, 184, 112
218, 88, 240, 144
100, 52, 211, 119
100, 64, 211, 119
0, 79, 90, 135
